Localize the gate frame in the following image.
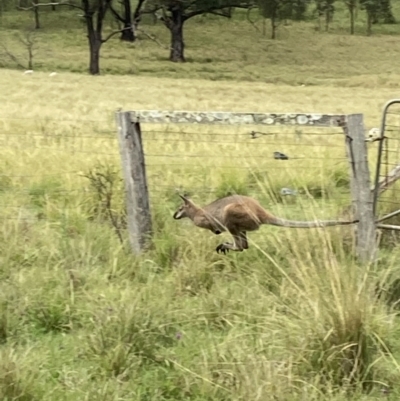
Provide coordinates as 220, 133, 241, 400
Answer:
373, 99, 400, 231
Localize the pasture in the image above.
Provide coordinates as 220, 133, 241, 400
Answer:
2, 4, 400, 398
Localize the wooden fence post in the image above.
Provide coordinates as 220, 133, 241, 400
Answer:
342, 114, 376, 262
115, 110, 152, 254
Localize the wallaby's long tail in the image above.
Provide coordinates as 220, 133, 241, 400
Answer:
267, 217, 358, 228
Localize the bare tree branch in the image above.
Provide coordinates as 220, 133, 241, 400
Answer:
136, 28, 170, 50
109, 2, 124, 22
102, 26, 133, 43
140, 6, 162, 15
160, 6, 171, 27
0, 44, 27, 69
0, 28, 38, 70
184, 3, 251, 20
208, 9, 232, 18
17, 1, 84, 11
18, 30, 37, 69
246, 5, 261, 32
133, 0, 146, 23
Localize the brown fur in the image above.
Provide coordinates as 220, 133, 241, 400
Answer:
173, 194, 358, 254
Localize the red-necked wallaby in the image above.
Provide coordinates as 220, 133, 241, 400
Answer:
173, 194, 358, 254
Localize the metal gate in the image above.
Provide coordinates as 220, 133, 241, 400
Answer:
374, 99, 400, 230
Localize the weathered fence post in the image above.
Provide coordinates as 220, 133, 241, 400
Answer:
115, 110, 152, 254
342, 114, 376, 262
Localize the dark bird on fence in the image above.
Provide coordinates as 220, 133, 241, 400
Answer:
172, 194, 358, 254
274, 151, 289, 160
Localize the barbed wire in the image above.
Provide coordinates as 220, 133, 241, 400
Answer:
383, 149, 400, 154
143, 129, 344, 137
0, 171, 81, 177
384, 112, 400, 116
0, 116, 112, 122
0, 185, 349, 195
0, 204, 93, 210
0, 133, 117, 139
150, 193, 351, 201
381, 162, 400, 168
0, 188, 97, 194
143, 137, 346, 147
146, 163, 346, 170
0, 166, 348, 179
0, 217, 38, 222
145, 153, 347, 160
0, 132, 365, 148
0, 130, 346, 139
382, 124, 400, 129
0, 145, 119, 155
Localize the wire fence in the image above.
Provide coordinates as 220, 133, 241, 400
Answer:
0, 114, 354, 228
139, 123, 353, 221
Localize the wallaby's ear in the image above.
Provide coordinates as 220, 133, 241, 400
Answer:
178, 194, 191, 204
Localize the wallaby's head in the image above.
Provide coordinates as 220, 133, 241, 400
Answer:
173, 194, 197, 220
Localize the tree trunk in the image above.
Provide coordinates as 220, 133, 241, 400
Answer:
350, 7, 354, 34
120, 0, 135, 42
271, 16, 277, 39
86, 18, 102, 75
33, 0, 40, 29
325, 9, 330, 31
89, 37, 101, 75
28, 47, 33, 70
120, 22, 135, 42
366, 12, 372, 36
316, 11, 322, 32
381, 0, 395, 23
169, 9, 185, 62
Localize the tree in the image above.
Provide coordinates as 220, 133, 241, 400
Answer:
256, 0, 309, 39
256, 0, 279, 39
20, 1, 133, 75
143, 0, 252, 62
110, 0, 147, 41
81, 0, 114, 74
377, 0, 395, 23
314, 0, 335, 31
359, 0, 380, 35
343, 0, 358, 34
17, 0, 41, 29
290, 0, 309, 20
0, 27, 38, 70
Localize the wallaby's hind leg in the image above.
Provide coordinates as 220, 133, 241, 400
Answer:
216, 230, 246, 254
239, 232, 248, 249
216, 242, 243, 254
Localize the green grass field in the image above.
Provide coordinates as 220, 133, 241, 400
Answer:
2, 3, 400, 400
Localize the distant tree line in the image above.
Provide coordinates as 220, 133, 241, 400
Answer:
0, 0, 396, 74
